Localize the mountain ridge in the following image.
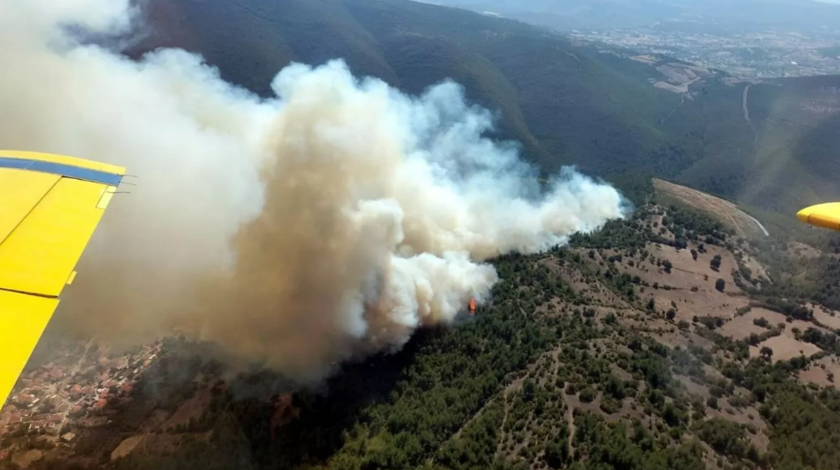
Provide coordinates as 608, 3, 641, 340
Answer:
129, 0, 840, 214
423, 0, 840, 31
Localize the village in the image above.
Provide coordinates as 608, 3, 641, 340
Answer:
0, 340, 163, 461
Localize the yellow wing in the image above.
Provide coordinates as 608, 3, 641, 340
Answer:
0, 150, 125, 406
797, 203, 840, 232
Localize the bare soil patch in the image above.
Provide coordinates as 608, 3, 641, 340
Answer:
739, 253, 769, 283
750, 335, 822, 362
798, 356, 840, 389
718, 308, 786, 340
628, 243, 750, 324
111, 435, 144, 461
789, 242, 822, 259
810, 304, 840, 330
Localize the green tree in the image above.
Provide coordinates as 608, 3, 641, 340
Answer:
707, 396, 718, 409
545, 440, 569, 469
760, 346, 774, 360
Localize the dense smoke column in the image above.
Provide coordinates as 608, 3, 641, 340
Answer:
0, 0, 628, 382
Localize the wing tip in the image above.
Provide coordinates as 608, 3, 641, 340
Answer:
797, 203, 840, 231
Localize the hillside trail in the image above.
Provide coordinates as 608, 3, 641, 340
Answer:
742, 84, 752, 124
742, 83, 758, 146
660, 96, 686, 125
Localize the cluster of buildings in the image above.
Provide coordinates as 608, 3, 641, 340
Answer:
0, 340, 163, 447
571, 28, 840, 79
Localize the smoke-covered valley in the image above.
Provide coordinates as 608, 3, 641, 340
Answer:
0, 0, 627, 383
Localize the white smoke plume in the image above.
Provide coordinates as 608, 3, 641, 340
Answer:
0, 0, 628, 382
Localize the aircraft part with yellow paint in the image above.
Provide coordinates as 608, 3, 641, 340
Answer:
0, 150, 125, 406
796, 203, 840, 232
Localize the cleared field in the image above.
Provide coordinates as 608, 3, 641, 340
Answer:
798, 356, 840, 389
789, 242, 822, 259
750, 334, 822, 363
654, 178, 768, 238
626, 243, 750, 323
111, 435, 144, 460
719, 308, 786, 340
811, 304, 840, 330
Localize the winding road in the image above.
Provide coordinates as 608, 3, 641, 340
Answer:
742, 84, 752, 123
746, 213, 770, 237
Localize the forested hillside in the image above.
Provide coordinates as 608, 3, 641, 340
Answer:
129, 0, 840, 216
130, 0, 682, 177
24, 179, 838, 470
669, 76, 840, 214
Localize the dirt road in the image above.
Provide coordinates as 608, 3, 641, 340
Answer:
742, 84, 752, 123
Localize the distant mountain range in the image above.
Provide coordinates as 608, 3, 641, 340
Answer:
130, 0, 840, 216
423, 0, 840, 32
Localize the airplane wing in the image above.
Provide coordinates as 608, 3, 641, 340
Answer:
0, 150, 125, 406
797, 203, 840, 232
